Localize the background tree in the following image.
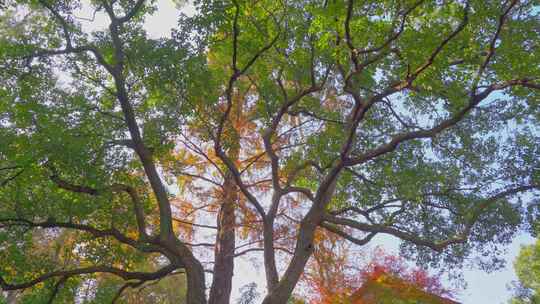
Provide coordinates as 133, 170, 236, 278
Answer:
236, 283, 261, 304
1, 1, 540, 304
300, 228, 361, 303
509, 239, 540, 304
300, 234, 453, 304
349, 251, 456, 304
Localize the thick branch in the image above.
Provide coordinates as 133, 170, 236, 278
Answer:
0, 217, 166, 256
0, 264, 175, 291
319, 222, 376, 246
100, 7, 174, 238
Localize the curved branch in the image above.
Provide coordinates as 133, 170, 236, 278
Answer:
357, 0, 425, 56
281, 186, 315, 202
319, 222, 376, 246
471, 0, 518, 93
37, 0, 74, 48
23, 45, 114, 75
408, 1, 470, 80
49, 171, 148, 239
323, 214, 454, 252
117, 0, 146, 23
233, 246, 294, 258
323, 184, 539, 252
0, 264, 176, 291
344, 78, 538, 167
0, 218, 161, 254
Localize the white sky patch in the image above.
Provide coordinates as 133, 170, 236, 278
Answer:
75, 0, 195, 39
144, 1, 196, 38
460, 234, 535, 304
74, 1, 109, 33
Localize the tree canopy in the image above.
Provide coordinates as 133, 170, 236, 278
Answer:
0, 0, 539, 303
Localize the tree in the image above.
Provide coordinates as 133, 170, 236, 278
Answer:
509, 240, 540, 304
300, 236, 453, 304
236, 283, 260, 304
0, 1, 539, 304
349, 252, 456, 304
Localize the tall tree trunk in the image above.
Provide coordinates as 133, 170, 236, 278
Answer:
208, 172, 237, 304
209, 87, 247, 304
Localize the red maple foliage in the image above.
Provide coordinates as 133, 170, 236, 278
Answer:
300, 230, 454, 304
359, 248, 453, 298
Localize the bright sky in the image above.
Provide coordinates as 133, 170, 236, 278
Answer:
73, 1, 536, 303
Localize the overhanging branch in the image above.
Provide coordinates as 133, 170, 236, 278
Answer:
322, 184, 540, 252
0, 264, 175, 291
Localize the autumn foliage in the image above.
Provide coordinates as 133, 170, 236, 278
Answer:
301, 230, 454, 304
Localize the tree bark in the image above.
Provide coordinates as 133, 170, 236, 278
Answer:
184, 258, 207, 304
261, 218, 318, 304
170, 239, 208, 304
261, 179, 338, 304
263, 218, 279, 291
208, 172, 237, 304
